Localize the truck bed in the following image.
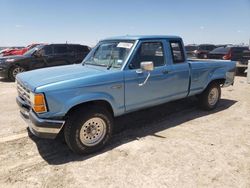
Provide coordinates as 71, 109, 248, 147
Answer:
187, 59, 236, 96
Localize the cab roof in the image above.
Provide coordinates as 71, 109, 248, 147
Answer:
102, 35, 181, 41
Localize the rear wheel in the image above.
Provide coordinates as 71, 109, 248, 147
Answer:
64, 106, 113, 154
198, 82, 221, 110
9, 65, 25, 81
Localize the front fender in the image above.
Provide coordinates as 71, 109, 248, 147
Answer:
37, 88, 124, 119
63, 92, 118, 116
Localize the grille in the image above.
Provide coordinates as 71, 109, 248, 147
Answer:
17, 81, 31, 106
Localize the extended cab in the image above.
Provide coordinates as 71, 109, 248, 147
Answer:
16, 36, 236, 154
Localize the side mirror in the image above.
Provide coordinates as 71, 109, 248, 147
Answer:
137, 61, 154, 87
140, 61, 154, 71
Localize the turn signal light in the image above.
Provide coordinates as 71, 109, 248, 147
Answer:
34, 94, 46, 106
30, 93, 47, 113
33, 105, 47, 113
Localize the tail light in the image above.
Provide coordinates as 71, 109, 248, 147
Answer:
223, 50, 232, 60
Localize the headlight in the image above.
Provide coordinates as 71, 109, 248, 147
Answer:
30, 92, 47, 113
6, 59, 15, 62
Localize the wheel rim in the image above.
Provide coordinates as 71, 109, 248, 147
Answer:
79, 117, 106, 146
12, 67, 24, 78
208, 88, 219, 106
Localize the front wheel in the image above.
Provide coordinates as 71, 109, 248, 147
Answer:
64, 106, 113, 154
198, 82, 221, 110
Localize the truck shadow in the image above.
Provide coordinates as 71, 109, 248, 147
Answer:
28, 97, 237, 165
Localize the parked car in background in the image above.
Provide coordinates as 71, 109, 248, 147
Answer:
16, 35, 236, 154
0, 46, 24, 56
207, 46, 249, 74
0, 44, 41, 57
193, 44, 217, 59
0, 43, 90, 81
185, 44, 198, 58
240, 50, 250, 73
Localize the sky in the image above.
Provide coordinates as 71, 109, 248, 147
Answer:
0, 0, 250, 47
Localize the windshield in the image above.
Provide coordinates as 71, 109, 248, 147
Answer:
24, 45, 43, 56
210, 47, 230, 54
83, 40, 135, 69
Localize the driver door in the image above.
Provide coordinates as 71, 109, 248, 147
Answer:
124, 40, 172, 112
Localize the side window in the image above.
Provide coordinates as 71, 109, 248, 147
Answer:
129, 42, 165, 69
207, 45, 215, 51
37, 46, 52, 56
69, 45, 89, 53
170, 41, 185, 63
54, 45, 67, 54
76, 45, 88, 53
74, 45, 83, 52
43, 46, 53, 55
67, 45, 74, 53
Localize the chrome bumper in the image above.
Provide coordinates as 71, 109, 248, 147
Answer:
16, 96, 65, 139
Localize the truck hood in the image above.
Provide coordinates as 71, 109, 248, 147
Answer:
16, 64, 107, 91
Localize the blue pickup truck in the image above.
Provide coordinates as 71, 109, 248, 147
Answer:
16, 35, 236, 154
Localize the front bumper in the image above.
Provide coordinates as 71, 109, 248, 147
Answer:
16, 96, 65, 139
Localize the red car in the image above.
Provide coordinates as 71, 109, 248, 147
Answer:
1, 44, 41, 56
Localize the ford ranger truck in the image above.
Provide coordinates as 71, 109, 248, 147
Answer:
16, 36, 236, 154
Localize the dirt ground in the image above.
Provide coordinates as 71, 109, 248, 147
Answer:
0, 76, 249, 188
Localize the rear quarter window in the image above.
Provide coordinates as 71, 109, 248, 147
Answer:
170, 41, 185, 63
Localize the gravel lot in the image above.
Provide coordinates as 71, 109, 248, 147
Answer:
0, 76, 249, 188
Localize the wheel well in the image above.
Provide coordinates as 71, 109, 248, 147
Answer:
65, 100, 114, 119
209, 79, 226, 86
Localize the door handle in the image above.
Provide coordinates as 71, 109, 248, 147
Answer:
162, 70, 171, 74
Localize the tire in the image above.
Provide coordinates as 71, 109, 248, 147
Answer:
198, 82, 221, 110
64, 106, 113, 154
8, 65, 25, 81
